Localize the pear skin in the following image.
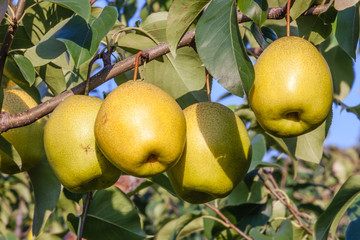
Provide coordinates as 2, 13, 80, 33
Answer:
249, 36, 333, 137
94, 81, 186, 178
0, 89, 46, 174
167, 102, 252, 204
44, 95, 121, 193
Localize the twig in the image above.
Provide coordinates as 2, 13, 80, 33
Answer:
84, 54, 101, 96
204, 203, 252, 240
257, 171, 313, 235
78, 192, 93, 240
0, 0, 27, 108
0, 3, 330, 133
303, 0, 335, 16
262, 168, 312, 225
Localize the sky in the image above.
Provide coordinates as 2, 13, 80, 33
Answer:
93, 0, 360, 149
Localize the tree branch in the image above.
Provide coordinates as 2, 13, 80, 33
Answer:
0, 3, 329, 133
204, 203, 252, 240
0, 0, 27, 99
257, 170, 313, 236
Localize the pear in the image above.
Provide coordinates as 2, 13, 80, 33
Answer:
249, 36, 333, 137
0, 89, 46, 174
94, 81, 186, 178
44, 95, 121, 193
167, 102, 252, 204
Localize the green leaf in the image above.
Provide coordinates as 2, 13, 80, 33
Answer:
0, 135, 22, 171
46, 0, 91, 22
250, 23, 270, 49
28, 157, 61, 236
3, 59, 40, 102
167, 0, 210, 57
117, 14, 207, 108
156, 213, 203, 239
38, 63, 67, 96
334, 5, 359, 59
22, 0, 73, 45
260, 130, 298, 176
0, 25, 33, 50
34, 233, 62, 240
319, 6, 338, 24
238, 0, 268, 27
24, 17, 71, 67
148, 173, 177, 197
315, 175, 360, 240
346, 217, 360, 240
196, 0, 254, 97
63, 188, 85, 203
67, 187, 146, 240
250, 228, 273, 240
320, 34, 354, 100
138, 12, 168, 43
0, 0, 8, 23
56, 6, 118, 67
296, 15, 332, 45
127, 180, 153, 197
291, 120, 327, 164
289, 0, 313, 21
275, 219, 293, 240
248, 134, 266, 170
11, 55, 35, 86
344, 104, 360, 120
123, 0, 137, 24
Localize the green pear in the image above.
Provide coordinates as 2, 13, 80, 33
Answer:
94, 81, 186, 178
167, 102, 252, 204
44, 95, 121, 193
0, 89, 46, 174
249, 36, 333, 137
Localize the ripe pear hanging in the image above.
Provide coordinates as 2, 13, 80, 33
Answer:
249, 36, 333, 137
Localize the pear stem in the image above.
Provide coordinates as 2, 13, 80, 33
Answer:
205, 69, 211, 102
286, 0, 291, 37
133, 51, 149, 81
204, 203, 253, 240
78, 191, 93, 240
85, 54, 101, 96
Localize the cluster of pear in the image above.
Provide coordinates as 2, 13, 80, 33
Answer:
40, 81, 251, 203
93, 81, 253, 204
1, 36, 332, 203
43, 80, 252, 203
0, 81, 252, 204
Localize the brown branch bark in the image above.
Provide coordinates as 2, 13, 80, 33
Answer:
0, 0, 27, 95
257, 171, 313, 236
0, 3, 329, 133
204, 203, 252, 240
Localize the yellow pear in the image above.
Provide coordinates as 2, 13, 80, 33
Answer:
249, 36, 333, 137
0, 89, 46, 174
167, 102, 252, 204
94, 81, 186, 178
44, 95, 121, 193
